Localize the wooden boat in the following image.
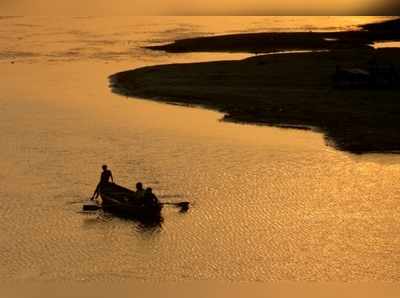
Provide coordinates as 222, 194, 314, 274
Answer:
99, 183, 163, 222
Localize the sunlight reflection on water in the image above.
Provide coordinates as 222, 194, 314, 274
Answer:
373, 41, 400, 49
1, 16, 400, 283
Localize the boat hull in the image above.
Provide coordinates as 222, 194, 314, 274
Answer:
100, 183, 163, 222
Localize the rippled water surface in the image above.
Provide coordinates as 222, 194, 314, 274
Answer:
1, 16, 400, 283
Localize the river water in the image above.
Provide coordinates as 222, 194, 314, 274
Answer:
1, 16, 400, 284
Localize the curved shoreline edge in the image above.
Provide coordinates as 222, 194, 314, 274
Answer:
110, 18, 400, 154
145, 18, 400, 54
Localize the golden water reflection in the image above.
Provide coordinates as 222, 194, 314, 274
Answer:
1, 16, 400, 283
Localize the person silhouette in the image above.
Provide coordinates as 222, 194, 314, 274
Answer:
133, 182, 145, 203
91, 165, 114, 200
144, 187, 159, 208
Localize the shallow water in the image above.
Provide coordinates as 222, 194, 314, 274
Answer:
1, 16, 400, 284
373, 41, 400, 48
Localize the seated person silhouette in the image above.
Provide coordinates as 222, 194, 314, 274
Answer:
129, 182, 146, 204
143, 187, 159, 208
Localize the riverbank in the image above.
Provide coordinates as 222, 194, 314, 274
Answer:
146, 18, 400, 54
110, 19, 400, 154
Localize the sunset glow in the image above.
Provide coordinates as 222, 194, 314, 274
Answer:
0, 0, 389, 15
1, 0, 400, 293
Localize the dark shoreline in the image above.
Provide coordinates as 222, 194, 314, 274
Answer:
110, 18, 400, 154
146, 18, 400, 54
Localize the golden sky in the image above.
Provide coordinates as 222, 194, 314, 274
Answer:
0, 0, 393, 15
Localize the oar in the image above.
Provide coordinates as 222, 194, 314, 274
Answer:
82, 200, 190, 212
82, 200, 102, 211
162, 201, 190, 212
83, 198, 130, 211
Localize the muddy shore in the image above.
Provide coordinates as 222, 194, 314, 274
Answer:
146, 18, 400, 54
110, 19, 400, 154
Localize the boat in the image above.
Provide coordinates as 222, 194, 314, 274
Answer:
99, 183, 163, 222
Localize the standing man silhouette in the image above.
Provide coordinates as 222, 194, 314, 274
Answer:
91, 164, 114, 200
